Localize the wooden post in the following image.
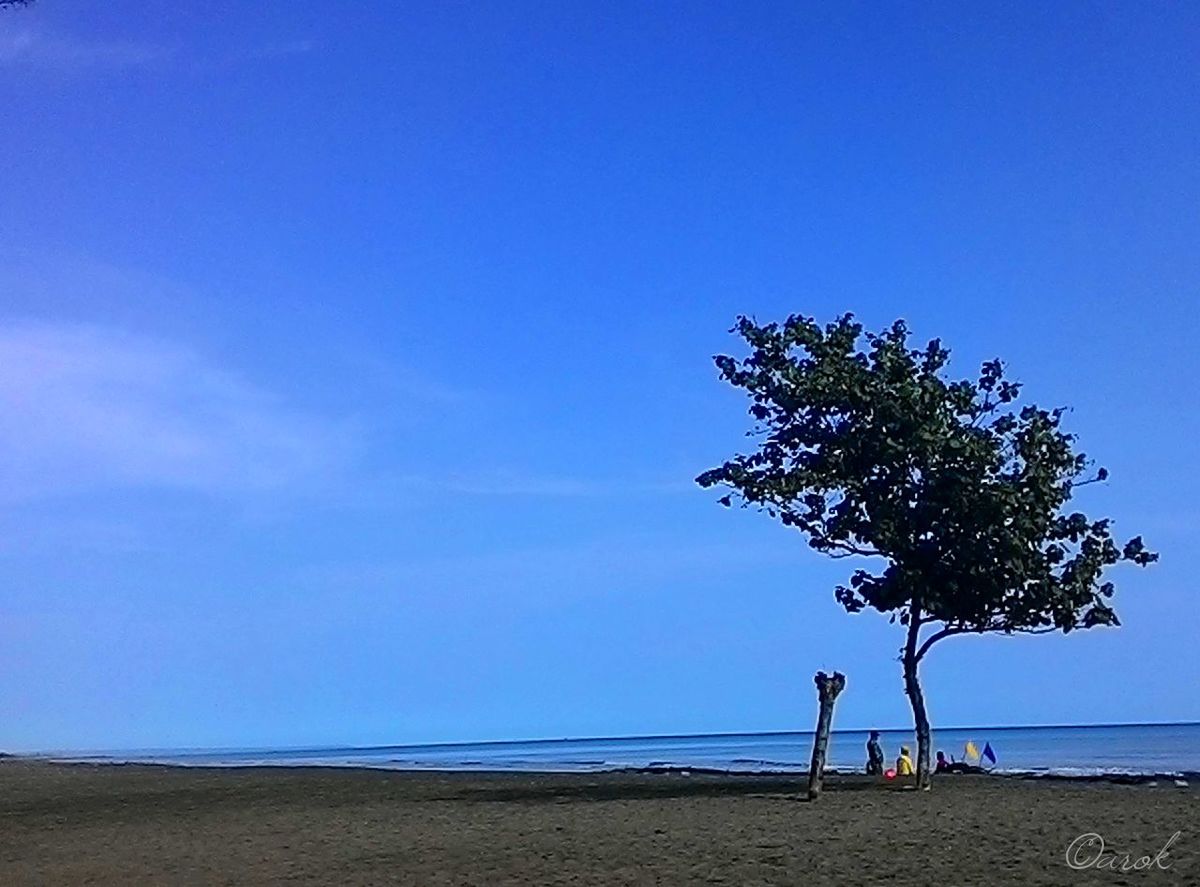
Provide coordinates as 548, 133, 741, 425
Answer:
807, 670, 846, 800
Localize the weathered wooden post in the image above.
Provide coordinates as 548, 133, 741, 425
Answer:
806, 670, 846, 800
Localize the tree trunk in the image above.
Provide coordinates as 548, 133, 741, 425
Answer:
903, 616, 932, 790
807, 670, 846, 800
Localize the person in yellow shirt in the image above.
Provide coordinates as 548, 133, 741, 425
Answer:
896, 746, 915, 776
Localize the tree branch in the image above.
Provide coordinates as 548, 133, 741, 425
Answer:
916, 620, 1065, 662
915, 624, 970, 662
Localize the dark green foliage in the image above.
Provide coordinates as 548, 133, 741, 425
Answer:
698, 314, 1155, 650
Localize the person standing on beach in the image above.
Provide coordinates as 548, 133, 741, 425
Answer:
865, 731, 885, 775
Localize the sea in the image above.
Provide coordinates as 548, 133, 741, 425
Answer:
52, 722, 1200, 778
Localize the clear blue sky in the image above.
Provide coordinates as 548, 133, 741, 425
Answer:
1, 1, 1196, 752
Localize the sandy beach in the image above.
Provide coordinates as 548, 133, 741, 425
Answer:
0, 759, 1193, 885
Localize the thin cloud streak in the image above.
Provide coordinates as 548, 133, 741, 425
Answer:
0, 26, 172, 69
0, 323, 355, 502
0, 24, 318, 71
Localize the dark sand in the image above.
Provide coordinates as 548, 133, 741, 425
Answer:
1, 760, 1194, 885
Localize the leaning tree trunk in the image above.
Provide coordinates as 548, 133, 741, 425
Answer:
903, 617, 932, 790
807, 670, 846, 800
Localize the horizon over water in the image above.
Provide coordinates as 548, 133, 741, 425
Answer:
48, 722, 1200, 778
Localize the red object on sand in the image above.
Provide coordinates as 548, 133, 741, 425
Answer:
884, 769, 897, 780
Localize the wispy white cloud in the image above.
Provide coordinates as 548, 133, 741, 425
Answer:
0, 323, 355, 502
0, 23, 319, 71
0, 258, 683, 509
0, 26, 171, 69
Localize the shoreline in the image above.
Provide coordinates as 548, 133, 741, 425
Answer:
17, 755, 1198, 784
14, 721, 1197, 780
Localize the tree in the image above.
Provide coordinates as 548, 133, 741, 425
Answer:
697, 314, 1156, 789
806, 671, 846, 800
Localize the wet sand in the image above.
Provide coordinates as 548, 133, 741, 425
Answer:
0, 759, 1194, 885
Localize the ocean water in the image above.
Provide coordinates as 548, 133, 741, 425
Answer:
59, 723, 1200, 777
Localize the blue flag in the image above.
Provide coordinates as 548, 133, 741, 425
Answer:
982, 742, 997, 765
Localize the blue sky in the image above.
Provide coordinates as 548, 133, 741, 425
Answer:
1, 1, 1197, 752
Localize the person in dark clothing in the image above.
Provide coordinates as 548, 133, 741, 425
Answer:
936, 749, 984, 775
865, 730, 885, 775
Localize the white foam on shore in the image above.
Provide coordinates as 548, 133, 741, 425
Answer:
993, 766, 1185, 778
